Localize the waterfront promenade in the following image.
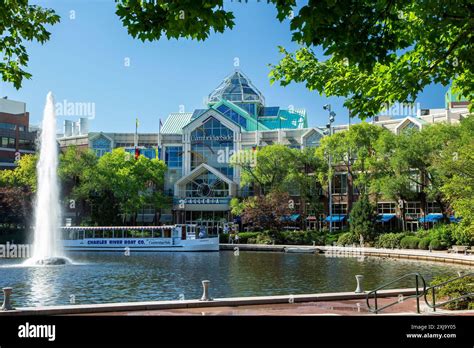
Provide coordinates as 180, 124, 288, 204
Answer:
220, 244, 474, 266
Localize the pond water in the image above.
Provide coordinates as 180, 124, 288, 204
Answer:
0, 251, 470, 307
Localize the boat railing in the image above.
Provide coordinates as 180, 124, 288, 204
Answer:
61, 226, 175, 240
61, 225, 220, 240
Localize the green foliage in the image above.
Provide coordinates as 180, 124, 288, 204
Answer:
219, 233, 228, 244
349, 195, 376, 241
116, 1, 473, 117
337, 232, 358, 246
256, 233, 273, 245
418, 237, 432, 250
375, 232, 407, 249
316, 123, 389, 194
325, 231, 344, 246
229, 197, 244, 216
115, 0, 235, 42
230, 144, 296, 194
422, 224, 454, 247
0, 1, 60, 88
400, 236, 421, 249
235, 232, 259, 244
0, 154, 37, 191
61, 147, 167, 225
429, 275, 474, 310
429, 239, 445, 250
279, 230, 325, 246
437, 117, 474, 246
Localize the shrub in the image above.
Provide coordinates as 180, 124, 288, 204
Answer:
280, 230, 327, 245
452, 222, 474, 246
247, 238, 257, 244
375, 233, 407, 249
400, 236, 421, 249
234, 232, 259, 243
256, 233, 273, 245
429, 238, 446, 250
418, 237, 432, 250
428, 275, 474, 310
325, 231, 344, 245
337, 232, 358, 246
427, 224, 454, 247
219, 233, 229, 243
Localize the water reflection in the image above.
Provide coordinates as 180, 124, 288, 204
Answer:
0, 252, 470, 307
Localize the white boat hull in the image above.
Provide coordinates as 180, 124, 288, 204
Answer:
62, 237, 219, 252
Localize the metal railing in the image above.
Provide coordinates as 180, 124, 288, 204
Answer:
424, 272, 474, 312
366, 273, 426, 314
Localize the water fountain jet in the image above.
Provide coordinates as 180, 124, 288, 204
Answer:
25, 92, 69, 266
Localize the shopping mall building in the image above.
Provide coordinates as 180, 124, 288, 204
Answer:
57, 70, 470, 230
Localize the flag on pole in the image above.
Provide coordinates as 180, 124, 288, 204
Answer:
134, 117, 139, 149
157, 117, 163, 159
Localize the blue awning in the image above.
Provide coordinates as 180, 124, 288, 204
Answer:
325, 214, 346, 222
450, 216, 461, 223
377, 214, 396, 222
419, 213, 443, 223
281, 214, 300, 222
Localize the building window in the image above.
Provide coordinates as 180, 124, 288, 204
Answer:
235, 103, 256, 116
377, 202, 396, 214
332, 203, 347, 215
91, 136, 111, 157
304, 132, 321, 148
18, 139, 33, 150
165, 146, 183, 168
216, 104, 247, 128
0, 123, 16, 131
406, 202, 422, 218
185, 171, 229, 198
1, 137, 16, 148
409, 171, 422, 192
190, 117, 234, 179
426, 202, 442, 214
332, 173, 348, 194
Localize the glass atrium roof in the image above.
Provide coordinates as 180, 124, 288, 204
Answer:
208, 70, 265, 105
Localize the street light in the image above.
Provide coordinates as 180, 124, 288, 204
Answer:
324, 104, 336, 233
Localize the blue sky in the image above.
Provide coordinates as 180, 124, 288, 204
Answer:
1, 0, 449, 132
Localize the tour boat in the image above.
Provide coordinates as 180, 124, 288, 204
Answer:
61, 225, 219, 252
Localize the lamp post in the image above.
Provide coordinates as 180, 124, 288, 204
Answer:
323, 104, 336, 233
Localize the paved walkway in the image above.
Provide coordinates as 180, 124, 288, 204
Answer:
74, 297, 473, 316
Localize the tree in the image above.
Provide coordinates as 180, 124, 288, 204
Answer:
74, 148, 168, 225
58, 146, 98, 224
0, 154, 37, 233
317, 123, 389, 194
436, 117, 474, 244
286, 147, 326, 218
115, 0, 473, 118
349, 195, 377, 242
240, 190, 292, 233
230, 144, 295, 195
0, 1, 60, 88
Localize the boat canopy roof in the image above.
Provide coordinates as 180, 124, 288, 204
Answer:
61, 225, 175, 230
